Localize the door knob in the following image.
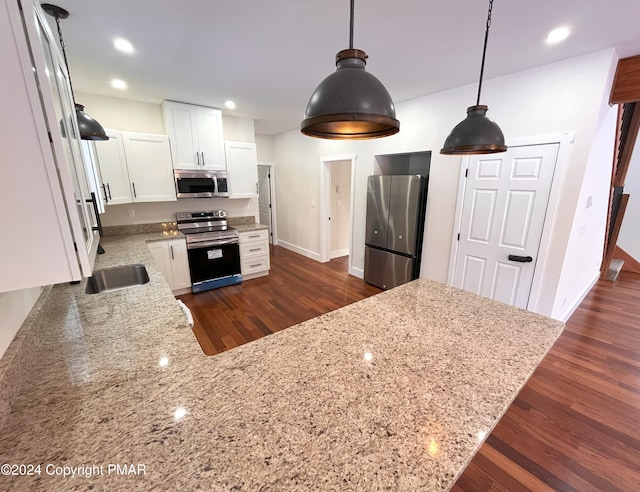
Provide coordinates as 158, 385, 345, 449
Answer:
508, 255, 533, 263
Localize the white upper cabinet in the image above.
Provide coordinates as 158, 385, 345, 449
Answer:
162, 101, 225, 171
0, 0, 99, 293
225, 141, 259, 199
94, 130, 176, 204
94, 129, 132, 205
122, 132, 176, 202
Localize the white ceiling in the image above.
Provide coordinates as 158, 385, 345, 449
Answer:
46, 0, 640, 135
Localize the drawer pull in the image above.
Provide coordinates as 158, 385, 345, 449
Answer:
249, 248, 261, 252
248, 234, 260, 238
250, 263, 262, 268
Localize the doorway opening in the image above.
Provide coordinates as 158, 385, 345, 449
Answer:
319, 154, 356, 275
257, 163, 276, 244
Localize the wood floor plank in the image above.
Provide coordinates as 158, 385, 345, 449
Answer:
454, 270, 640, 490
179, 246, 381, 356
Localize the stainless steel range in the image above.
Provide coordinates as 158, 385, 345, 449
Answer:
176, 210, 242, 293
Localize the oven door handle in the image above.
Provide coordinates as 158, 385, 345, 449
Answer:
187, 238, 239, 249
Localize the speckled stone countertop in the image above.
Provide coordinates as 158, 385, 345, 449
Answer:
232, 223, 269, 233
0, 232, 564, 491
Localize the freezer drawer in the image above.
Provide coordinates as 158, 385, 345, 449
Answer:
364, 246, 415, 290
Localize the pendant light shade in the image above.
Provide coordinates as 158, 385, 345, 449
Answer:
301, 1, 399, 139
75, 103, 108, 141
441, 0, 506, 155
440, 105, 506, 154
42, 3, 109, 141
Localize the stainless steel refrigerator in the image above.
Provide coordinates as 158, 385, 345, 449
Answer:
364, 175, 427, 290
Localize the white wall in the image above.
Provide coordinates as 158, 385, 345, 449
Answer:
255, 134, 276, 163
101, 199, 257, 227
551, 105, 617, 319
330, 160, 352, 255
618, 139, 640, 259
222, 115, 255, 142
0, 287, 42, 359
274, 49, 618, 319
76, 92, 165, 134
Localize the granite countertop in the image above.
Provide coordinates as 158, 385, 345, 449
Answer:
232, 223, 269, 233
0, 233, 564, 491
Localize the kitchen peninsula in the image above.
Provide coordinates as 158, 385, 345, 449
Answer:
0, 233, 563, 491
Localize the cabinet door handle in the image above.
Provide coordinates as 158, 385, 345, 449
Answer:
170, 245, 175, 260
106, 183, 112, 200
86, 192, 103, 236
196, 152, 201, 167
201, 152, 205, 167
132, 182, 137, 198
101, 183, 108, 203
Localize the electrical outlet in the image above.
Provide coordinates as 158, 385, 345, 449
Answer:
127, 208, 135, 217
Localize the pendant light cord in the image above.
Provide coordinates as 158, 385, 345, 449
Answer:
349, 0, 354, 49
476, 0, 493, 106
53, 14, 77, 105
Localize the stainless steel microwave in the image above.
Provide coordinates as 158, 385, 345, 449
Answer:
174, 169, 229, 198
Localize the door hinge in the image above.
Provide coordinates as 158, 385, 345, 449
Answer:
269, 204, 272, 208
457, 233, 460, 241
47, 131, 53, 144
465, 168, 469, 178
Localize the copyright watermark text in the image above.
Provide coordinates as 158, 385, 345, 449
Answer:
1, 463, 146, 478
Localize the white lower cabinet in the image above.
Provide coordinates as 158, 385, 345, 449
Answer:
147, 239, 191, 294
239, 229, 270, 280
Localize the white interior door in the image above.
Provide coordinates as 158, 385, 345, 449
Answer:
453, 143, 560, 308
258, 165, 273, 243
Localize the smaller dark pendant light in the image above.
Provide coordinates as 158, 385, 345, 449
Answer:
441, 0, 506, 155
41, 3, 109, 141
301, 0, 399, 139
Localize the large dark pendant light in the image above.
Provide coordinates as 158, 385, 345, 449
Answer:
300, 0, 399, 139
441, 0, 506, 155
41, 3, 109, 141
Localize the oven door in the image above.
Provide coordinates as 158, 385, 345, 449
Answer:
187, 238, 242, 292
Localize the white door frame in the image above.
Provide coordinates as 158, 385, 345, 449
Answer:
258, 162, 277, 245
447, 133, 574, 314
320, 154, 357, 273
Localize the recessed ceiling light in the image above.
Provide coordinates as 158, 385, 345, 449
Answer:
110, 79, 127, 90
225, 100, 236, 110
546, 26, 570, 44
113, 38, 134, 54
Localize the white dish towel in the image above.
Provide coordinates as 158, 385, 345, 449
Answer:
176, 299, 194, 327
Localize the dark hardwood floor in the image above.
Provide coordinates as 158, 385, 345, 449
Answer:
178, 245, 381, 355
180, 247, 640, 490
453, 270, 640, 491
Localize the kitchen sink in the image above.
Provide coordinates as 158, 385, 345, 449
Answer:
85, 264, 150, 294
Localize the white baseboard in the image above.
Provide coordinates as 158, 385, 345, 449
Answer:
278, 241, 321, 262
330, 248, 349, 259
349, 266, 364, 279
558, 272, 599, 322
